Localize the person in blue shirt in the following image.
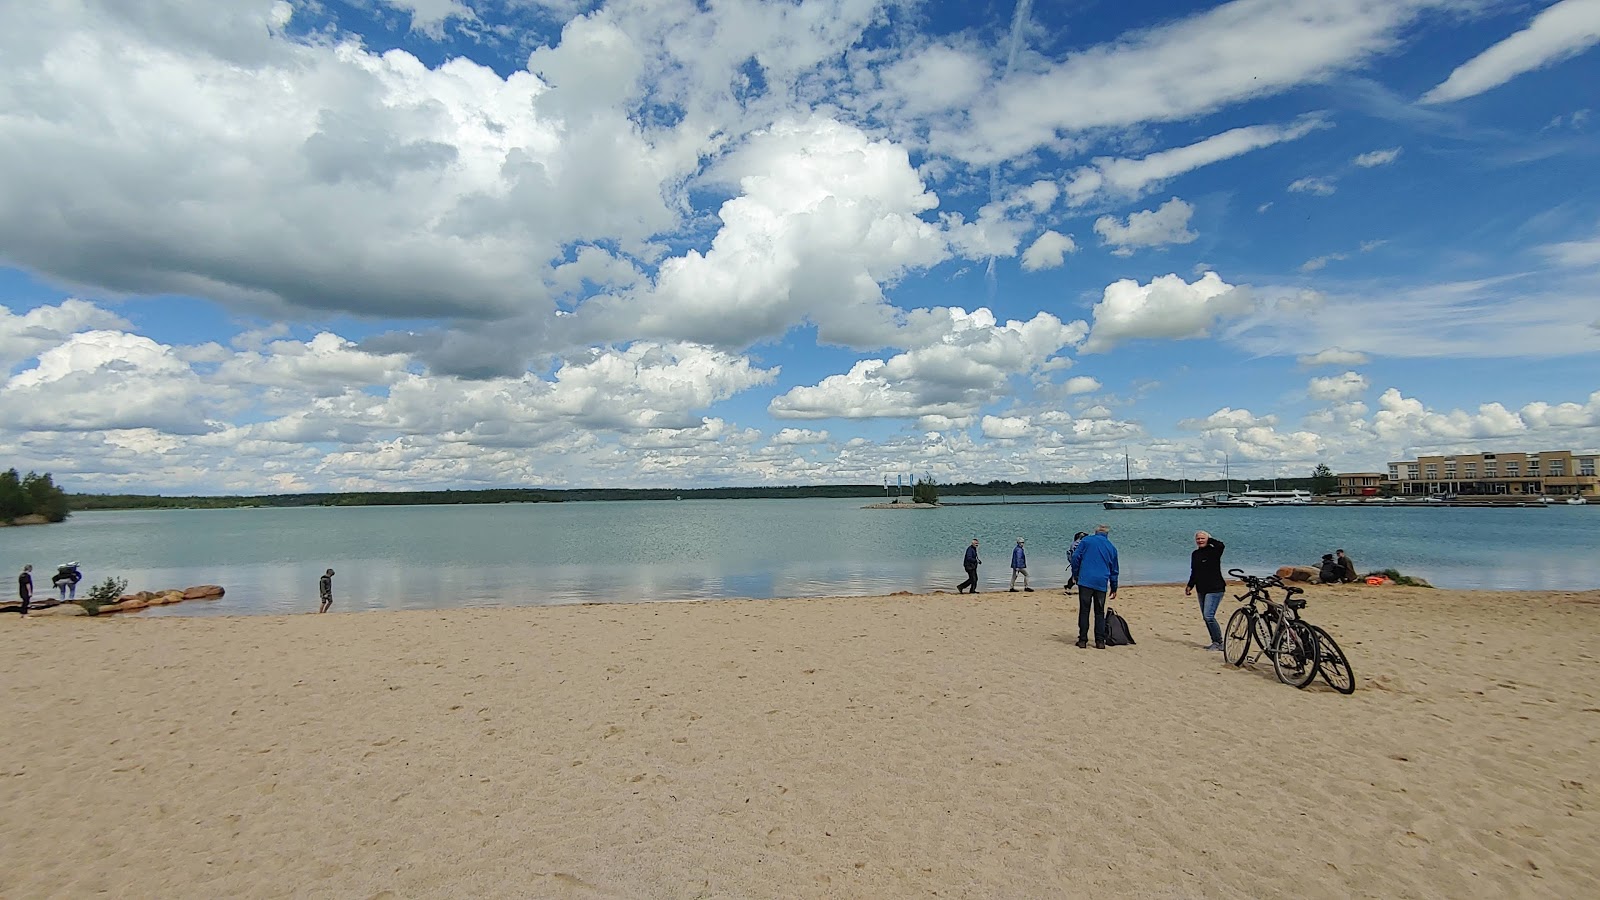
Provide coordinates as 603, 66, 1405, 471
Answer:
1069, 525, 1119, 649
957, 539, 981, 594
1009, 537, 1032, 592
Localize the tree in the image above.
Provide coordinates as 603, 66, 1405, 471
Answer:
1310, 463, 1338, 496
21, 472, 70, 522
912, 477, 940, 505
0, 469, 26, 521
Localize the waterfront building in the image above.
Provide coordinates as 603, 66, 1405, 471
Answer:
1385, 450, 1600, 498
1336, 473, 1386, 496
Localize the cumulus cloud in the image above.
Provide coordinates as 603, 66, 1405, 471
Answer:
981, 415, 1034, 439
1422, 0, 1600, 104
1093, 198, 1198, 255
1021, 231, 1078, 271
379, 0, 476, 37
574, 116, 950, 350
1307, 371, 1369, 402
1083, 272, 1250, 352
768, 309, 1087, 420
1062, 376, 1102, 395
771, 428, 830, 445
0, 300, 130, 370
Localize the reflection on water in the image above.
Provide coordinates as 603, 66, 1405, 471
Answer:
6, 499, 1597, 616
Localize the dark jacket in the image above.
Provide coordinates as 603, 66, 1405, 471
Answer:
1319, 558, 1342, 583
319, 573, 333, 601
963, 545, 980, 568
18, 571, 31, 600
1011, 545, 1026, 569
1070, 533, 1119, 593
1337, 553, 1357, 582
52, 568, 79, 588
1187, 538, 1226, 594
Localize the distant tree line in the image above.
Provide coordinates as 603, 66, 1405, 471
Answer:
1, 470, 71, 523
66, 474, 1320, 511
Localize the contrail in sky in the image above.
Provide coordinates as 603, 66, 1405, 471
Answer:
987, 0, 1034, 299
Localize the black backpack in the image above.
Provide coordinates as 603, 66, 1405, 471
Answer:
1104, 607, 1136, 646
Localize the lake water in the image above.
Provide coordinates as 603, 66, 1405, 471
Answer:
6, 497, 1598, 616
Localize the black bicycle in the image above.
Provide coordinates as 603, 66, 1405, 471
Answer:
1221, 569, 1319, 688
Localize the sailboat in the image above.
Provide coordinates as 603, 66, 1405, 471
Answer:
1213, 452, 1258, 506
1103, 450, 1155, 509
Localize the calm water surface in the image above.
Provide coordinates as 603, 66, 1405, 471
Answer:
6, 497, 1597, 616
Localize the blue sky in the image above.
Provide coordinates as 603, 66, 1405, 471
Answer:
1, 0, 1597, 493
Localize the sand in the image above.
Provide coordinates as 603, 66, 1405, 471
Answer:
3, 583, 1597, 899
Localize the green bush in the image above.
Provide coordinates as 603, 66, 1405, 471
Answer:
912, 478, 940, 505
80, 576, 129, 615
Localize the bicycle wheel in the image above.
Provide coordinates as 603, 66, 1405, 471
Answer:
1310, 625, 1355, 694
1223, 608, 1253, 667
1272, 620, 1319, 688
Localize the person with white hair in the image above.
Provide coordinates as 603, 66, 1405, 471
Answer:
1069, 525, 1119, 649
1184, 531, 1227, 651
1009, 537, 1032, 592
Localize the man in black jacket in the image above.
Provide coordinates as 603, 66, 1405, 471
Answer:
17, 564, 32, 616
1184, 531, 1226, 651
957, 539, 981, 594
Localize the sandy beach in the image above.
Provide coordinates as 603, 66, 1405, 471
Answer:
3, 583, 1597, 899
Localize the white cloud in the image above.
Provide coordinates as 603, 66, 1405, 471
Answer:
1083, 271, 1251, 352
768, 308, 1087, 419
981, 415, 1034, 439
1352, 147, 1402, 167
1299, 253, 1349, 273
575, 116, 951, 350
771, 428, 830, 445
1021, 231, 1078, 271
379, 0, 476, 38
1298, 348, 1371, 367
1288, 176, 1338, 196
1540, 233, 1600, 268
1307, 371, 1369, 402
1063, 115, 1328, 205
1093, 198, 1198, 254
0, 331, 227, 434
944, 0, 1443, 165
1062, 376, 1102, 395
0, 300, 130, 370
1422, 0, 1600, 104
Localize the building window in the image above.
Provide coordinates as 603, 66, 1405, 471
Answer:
1389, 466, 1400, 479
1582, 462, 1596, 477
1464, 464, 1477, 476
1424, 465, 1438, 478
1550, 464, 1564, 476
1485, 464, 1497, 476
1507, 463, 1519, 475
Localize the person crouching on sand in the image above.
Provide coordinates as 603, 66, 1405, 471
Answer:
958, 539, 981, 594
318, 568, 335, 613
1010, 537, 1032, 592
1185, 531, 1226, 651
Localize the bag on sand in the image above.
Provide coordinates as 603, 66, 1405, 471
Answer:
1104, 607, 1135, 646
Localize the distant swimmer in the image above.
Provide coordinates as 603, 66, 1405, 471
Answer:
318, 568, 335, 613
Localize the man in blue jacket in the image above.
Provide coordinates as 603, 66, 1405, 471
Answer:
1069, 525, 1119, 649
1009, 537, 1032, 592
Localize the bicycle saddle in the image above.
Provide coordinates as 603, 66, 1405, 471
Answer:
1286, 597, 1307, 610
1284, 585, 1304, 595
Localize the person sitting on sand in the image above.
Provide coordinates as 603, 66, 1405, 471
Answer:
1318, 554, 1342, 584
1336, 549, 1358, 583
319, 568, 335, 613
1009, 538, 1032, 592
958, 539, 981, 594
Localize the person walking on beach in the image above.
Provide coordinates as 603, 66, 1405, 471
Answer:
1009, 538, 1032, 592
958, 539, 981, 594
1069, 525, 1118, 649
318, 568, 335, 613
1184, 531, 1226, 651
1336, 549, 1358, 583
17, 564, 32, 616
1065, 531, 1088, 590
52, 563, 80, 601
